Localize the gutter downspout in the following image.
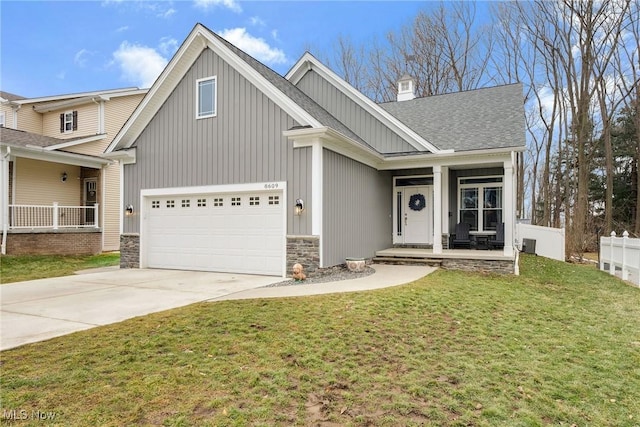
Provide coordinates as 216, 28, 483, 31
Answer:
1, 146, 11, 255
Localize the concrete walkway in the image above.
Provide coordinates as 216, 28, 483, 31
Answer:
0, 265, 434, 351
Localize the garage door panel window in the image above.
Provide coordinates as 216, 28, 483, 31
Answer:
182, 199, 190, 208
268, 196, 280, 205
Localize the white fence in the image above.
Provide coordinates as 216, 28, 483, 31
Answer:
515, 223, 565, 261
600, 231, 640, 286
9, 203, 99, 229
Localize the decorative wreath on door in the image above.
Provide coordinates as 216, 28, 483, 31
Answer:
408, 193, 426, 211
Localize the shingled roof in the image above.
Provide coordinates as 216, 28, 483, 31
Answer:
0, 127, 67, 148
379, 84, 526, 152
0, 91, 24, 102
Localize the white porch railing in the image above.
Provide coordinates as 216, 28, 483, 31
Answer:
600, 231, 640, 287
9, 203, 99, 230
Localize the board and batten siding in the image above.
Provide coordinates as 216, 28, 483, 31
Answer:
291, 146, 312, 236
322, 149, 392, 267
122, 47, 310, 236
295, 70, 416, 154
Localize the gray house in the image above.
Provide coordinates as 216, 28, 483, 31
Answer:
105, 23, 525, 277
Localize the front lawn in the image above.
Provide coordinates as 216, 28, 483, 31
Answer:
0, 253, 120, 284
1, 255, 639, 426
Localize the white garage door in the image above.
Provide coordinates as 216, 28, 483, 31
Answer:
144, 189, 284, 276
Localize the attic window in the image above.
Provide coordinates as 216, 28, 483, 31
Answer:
60, 110, 78, 133
196, 76, 217, 119
400, 81, 411, 92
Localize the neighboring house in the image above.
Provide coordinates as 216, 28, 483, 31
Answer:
106, 23, 526, 277
0, 88, 147, 255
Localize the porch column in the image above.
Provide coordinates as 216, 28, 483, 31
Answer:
503, 160, 514, 256
1, 146, 9, 254
441, 166, 449, 244
433, 165, 443, 254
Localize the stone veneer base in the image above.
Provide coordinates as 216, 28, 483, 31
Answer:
120, 233, 140, 269
441, 258, 514, 274
286, 235, 320, 275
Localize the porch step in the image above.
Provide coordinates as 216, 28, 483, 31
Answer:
372, 256, 442, 267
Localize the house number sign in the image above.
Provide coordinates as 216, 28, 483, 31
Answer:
264, 183, 279, 189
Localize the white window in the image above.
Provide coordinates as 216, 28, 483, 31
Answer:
458, 176, 503, 232
0, 112, 5, 127
61, 110, 76, 133
196, 76, 217, 119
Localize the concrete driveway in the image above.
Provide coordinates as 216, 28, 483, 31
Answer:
0, 268, 280, 351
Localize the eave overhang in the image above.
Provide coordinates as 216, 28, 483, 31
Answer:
1, 143, 111, 168
285, 125, 525, 171
103, 148, 136, 165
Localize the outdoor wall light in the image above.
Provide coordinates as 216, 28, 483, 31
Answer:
295, 198, 305, 215
125, 204, 134, 216
61, 172, 68, 182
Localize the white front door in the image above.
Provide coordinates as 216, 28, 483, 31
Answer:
402, 186, 433, 244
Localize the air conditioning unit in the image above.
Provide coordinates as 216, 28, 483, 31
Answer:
522, 238, 536, 254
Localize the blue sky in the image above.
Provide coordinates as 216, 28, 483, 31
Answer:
0, 0, 457, 98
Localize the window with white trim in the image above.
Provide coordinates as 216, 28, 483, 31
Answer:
0, 112, 5, 127
196, 76, 217, 119
458, 176, 503, 232
60, 110, 77, 133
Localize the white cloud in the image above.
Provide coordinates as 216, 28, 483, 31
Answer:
158, 37, 179, 57
159, 7, 176, 19
194, 0, 241, 13
74, 49, 93, 67
115, 26, 129, 33
249, 16, 266, 27
219, 28, 288, 65
112, 41, 168, 88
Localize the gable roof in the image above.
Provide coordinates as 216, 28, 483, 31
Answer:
286, 52, 442, 153
379, 84, 526, 152
108, 23, 376, 154
106, 23, 524, 160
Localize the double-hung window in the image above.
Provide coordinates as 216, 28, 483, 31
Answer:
196, 76, 217, 119
60, 110, 78, 133
459, 176, 503, 232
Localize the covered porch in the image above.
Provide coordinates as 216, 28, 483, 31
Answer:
1, 130, 110, 255
384, 148, 520, 260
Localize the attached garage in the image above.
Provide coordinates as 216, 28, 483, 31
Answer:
140, 183, 286, 276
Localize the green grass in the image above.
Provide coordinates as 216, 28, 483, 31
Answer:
0, 253, 120, 284
1, 255, 639, 426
